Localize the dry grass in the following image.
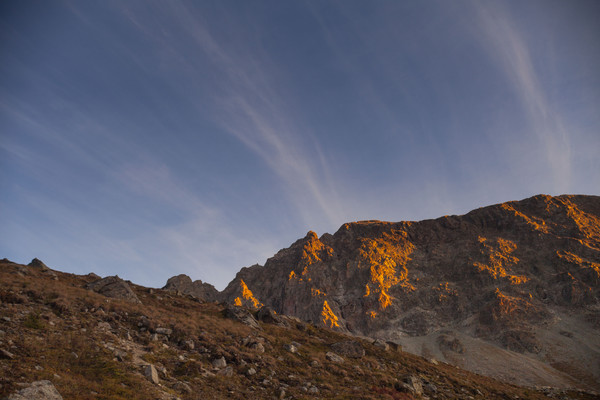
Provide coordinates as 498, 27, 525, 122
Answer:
1, 259, 598, 400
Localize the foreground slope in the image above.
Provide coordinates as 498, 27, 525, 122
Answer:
5, 260, 596, 399
214, 195, 600, 390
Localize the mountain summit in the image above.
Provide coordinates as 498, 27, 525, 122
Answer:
168, 194, 600, 390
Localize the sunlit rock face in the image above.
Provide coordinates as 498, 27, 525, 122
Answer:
223, 195, 599, 335
216, 194, 600, 389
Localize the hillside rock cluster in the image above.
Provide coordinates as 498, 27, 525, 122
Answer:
165, 194, 600, 390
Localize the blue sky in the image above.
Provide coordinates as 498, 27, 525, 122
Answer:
1, 0, 599, 290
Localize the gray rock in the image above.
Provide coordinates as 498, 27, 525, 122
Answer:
387, 341, 402, 352
212, 356, 227, 369
183, 340, 196, 350
308, 386, 319, 394
173, 381, 192, 394
97, 322, 112, 331
400, 375, 423, 396
86, 276, 141, 304
249, 342, 265, 353
246, 367, 257, 376
155, 327, 172, 336
256, 306, 287, 326
284, 343, 298, 353
331, 340, 365, 358
144, 364, 159, 384
114, 349, 127, 362
325, 351, 344, 363
0, 349, 15, 359
373, 339, 390, 351
222, 306, 260, 329
216, 366, 234, 377
6, 380, 63, 400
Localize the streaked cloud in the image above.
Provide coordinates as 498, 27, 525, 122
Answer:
140, 1, 348, 230
474, 2, 572, 192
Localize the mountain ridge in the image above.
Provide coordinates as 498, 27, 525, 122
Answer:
165, 194, 600, 390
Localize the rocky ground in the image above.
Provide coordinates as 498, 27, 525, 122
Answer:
2, 259, 598, 399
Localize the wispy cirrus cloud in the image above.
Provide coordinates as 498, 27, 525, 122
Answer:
474, 3, 572, 193
152, 2, 347, 231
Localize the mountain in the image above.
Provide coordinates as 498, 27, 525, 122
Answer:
6, 260, 597, 399
167, 194, 600, 391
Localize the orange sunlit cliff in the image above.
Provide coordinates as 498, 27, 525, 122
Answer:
208, 194, 600, 390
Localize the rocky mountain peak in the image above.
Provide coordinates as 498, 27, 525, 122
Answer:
206, 194, 600, 389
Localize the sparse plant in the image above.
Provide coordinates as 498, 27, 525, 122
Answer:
23, 312, 44, 330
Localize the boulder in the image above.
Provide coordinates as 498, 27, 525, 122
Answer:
173, 381, 192, 394
211, 356, 227, 369
144, 364, 159, 384
386, 341, 402, 352
397, 375, 423, 396
325, 352, 344, 363
373, 339, 390, 351
249, 342, 265, 353
217, 366, 234, 377
284, 343, 298, 353
163, 274, 219, 302
0, 349, 15, 359
6, 380, 63, 400
222, 305, 260, 330
155, 327, 172, 336
86, 276, 141, 304
257, 306, 287, 326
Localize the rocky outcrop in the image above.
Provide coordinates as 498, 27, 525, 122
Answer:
219, 195, 599, 334
86, 276, 141, 304
28, 258, 49, 271
163, 274, 219, 302
222, 305, 260, 330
